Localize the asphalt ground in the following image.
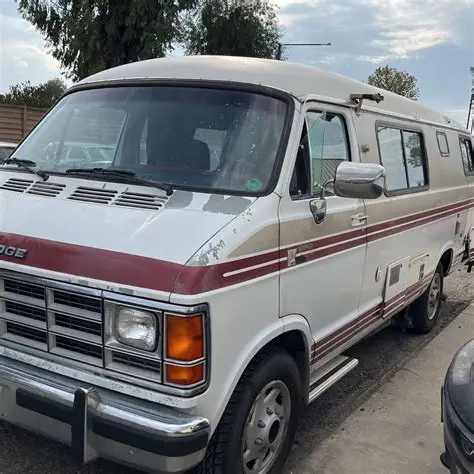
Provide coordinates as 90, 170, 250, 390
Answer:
0, 269, 472, 474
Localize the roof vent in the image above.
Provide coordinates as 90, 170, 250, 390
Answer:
27, 181, 66, 198
0, 178, 34, 193
113, 191, 167, 210
68, 186, 118, 204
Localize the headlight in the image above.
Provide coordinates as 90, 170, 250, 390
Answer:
447, 339, 474, 434
103, 294, 209, 391
451, 339, 474, 386
116, 307, 157, 351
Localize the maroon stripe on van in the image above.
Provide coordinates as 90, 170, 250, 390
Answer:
310, 274, 435, 365
0, 232, 183, 293
243, 198, 473, 274
281, 203, 471, 271
0, 199, 471, 295
366, 199, 473, 235
367, 203, 472, 243
280, 234, 367, 270
311, 311, 381, 364
0, 232, 282, 296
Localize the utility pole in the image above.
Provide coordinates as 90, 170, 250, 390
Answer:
277, 42, 332, 60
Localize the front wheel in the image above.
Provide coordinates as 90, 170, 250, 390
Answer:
408, 262, 444, 334
194, 347, 302, 474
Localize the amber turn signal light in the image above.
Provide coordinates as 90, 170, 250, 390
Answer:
166, 314, 204, 362
166, 363, 204, 386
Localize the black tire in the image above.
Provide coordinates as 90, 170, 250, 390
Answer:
408, 262, 444, 334
193, 347, 302, 474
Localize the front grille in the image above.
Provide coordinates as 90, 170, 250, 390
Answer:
4, 279, 45, 300
6, 321, 48, 345
106, 350, 162, 383
53, 289, 101, 313
54, 314, 102, 336
5, 300, 46, 322
0, 275, 103, 366
54, 335, 103, 359
0, 272, 163, 383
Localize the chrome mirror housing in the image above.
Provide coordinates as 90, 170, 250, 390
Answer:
333, 162, 386, 200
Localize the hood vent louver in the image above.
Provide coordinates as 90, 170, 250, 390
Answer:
1, 177, 168, 211
68, 186, 118, 204
27, 181, 66, 197
113, 191, 167, 210
0, 178, 34, 193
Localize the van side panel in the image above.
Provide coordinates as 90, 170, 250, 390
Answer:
355, 110, 471, 320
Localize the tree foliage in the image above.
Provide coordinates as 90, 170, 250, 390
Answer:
183, 0, 283, 59
0, 78, 67, 109
16, 0, 197, 82
367, 65, 420, 101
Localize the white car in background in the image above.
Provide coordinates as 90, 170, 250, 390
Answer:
0, 141, 18, 161
42, 141, 116, 169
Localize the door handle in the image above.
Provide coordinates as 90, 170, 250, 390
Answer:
351, 213, 368, 227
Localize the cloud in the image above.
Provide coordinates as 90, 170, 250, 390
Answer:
0, 10, 62, 92
0, 0, 471, 123
365, 0, 472, 57
276, 0, 474, 63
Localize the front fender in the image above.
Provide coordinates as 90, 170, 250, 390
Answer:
207, 314, 312, 433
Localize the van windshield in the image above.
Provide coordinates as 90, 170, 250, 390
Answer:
9, 86, 289, 195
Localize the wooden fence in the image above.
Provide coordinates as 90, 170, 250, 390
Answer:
0, 104, 47, 144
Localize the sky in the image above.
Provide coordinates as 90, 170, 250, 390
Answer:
0, 0, 473, 126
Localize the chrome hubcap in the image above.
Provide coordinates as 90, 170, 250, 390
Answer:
427, 273, 441, 320
241, 380, 291, 473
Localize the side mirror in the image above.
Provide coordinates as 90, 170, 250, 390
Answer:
309, 161, 385, 225
333, 162, 386, 200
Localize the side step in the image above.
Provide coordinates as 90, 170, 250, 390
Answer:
308, 355, 359, 404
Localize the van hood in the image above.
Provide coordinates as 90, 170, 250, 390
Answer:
0, 173, 255, 290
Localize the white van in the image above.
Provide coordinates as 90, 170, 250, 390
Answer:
0, 56, 472, 474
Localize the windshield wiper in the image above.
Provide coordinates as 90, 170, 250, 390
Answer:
65, 168, 174, 196
2, 158, 49, 181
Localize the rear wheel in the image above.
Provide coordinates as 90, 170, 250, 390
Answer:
408, 262, 444, 334
194, 347, 301, 474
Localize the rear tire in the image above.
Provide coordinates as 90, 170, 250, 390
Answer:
408, 262, 444, 334
194, 347, 302, 474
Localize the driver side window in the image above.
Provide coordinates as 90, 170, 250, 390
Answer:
290, 110, 351, 199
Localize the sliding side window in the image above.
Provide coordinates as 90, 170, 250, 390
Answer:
377, 125, 427, 194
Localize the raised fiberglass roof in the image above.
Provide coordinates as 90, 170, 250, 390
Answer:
77, 55, 467, 132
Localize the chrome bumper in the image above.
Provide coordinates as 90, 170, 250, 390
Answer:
0, 356, 210, 473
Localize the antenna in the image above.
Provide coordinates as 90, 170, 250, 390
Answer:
277, 42, 332, 60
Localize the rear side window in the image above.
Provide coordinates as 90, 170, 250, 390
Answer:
436, 131, 450, 156
460, 136, 474, 175
376, 124, 427, 194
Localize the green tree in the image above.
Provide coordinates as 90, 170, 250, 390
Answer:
0, 78, 67, 109
183, 0, 283, 59
367, 65, 420, 101
16, 0, 197, 82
